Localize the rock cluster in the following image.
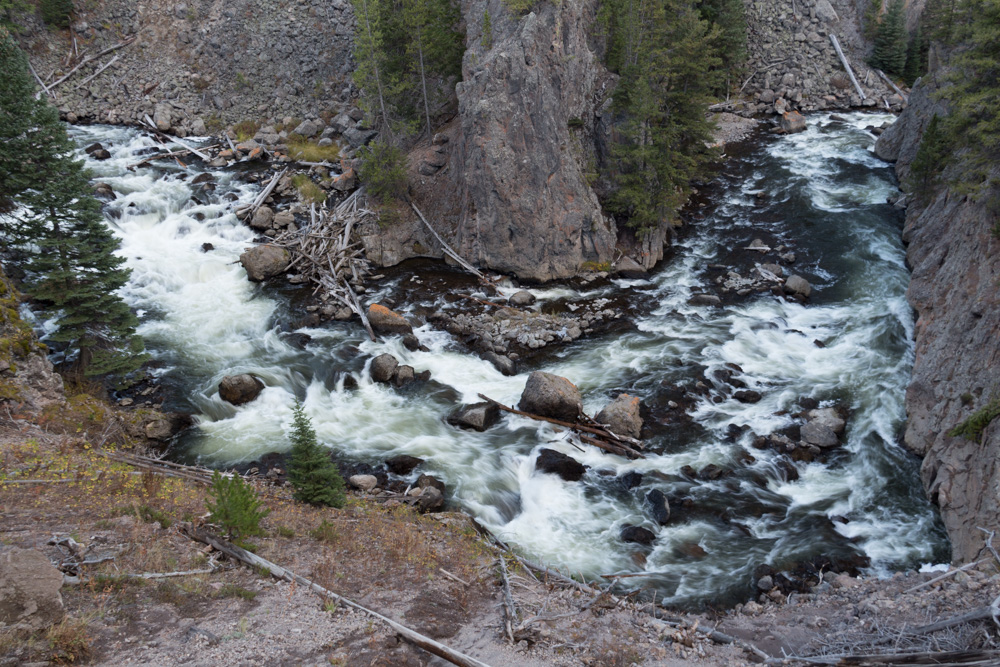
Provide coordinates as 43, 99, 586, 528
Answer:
742, 0, 904, 116
21, 0, 358, 131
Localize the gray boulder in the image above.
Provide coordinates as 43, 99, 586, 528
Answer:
0, 548, 65, 631
508, 290, 536, 307
801, 420, 840, 448
343, 127, 378, 148
518, 371, 583, 422
293, 119, 321, 138
806, 407, 846, 436
370, 353, 399, 383
595, 393, 643, 439
349, 474, 378, 491
219, 374, 265, 405
447, 402, 502, 431
239, 244, 290, 282
250, 205, 275, 230
646, 489, 670, 525
780, 111, 807, 134
620, 525, 656, 546
785, 275, 812, 297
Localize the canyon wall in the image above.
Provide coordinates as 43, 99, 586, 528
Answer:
876, 81, 1000, 563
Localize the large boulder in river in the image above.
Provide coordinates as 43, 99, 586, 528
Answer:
780, 111, 806, 134
595, 393, 643, 439
620, 525, 657, 546
535, 448, 587, 481
806, 407, 846, 436
240, 244, 290, 282
784, 274, 812, 298
800, 420, 840, 448
0, 548, 65, 631
219, 374, 265, 405
447, 402, 502, 431
518, 371, 583, 422
368, 304, 413, 336
370, 353, 399, 383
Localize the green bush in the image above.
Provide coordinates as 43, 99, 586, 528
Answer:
358, 140, 408, 204
39, 0, 73, 28
948, 396, 1000, 443
287, 401, 346, 507
206, 471, 269, 538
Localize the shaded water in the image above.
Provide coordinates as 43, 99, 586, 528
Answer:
70, 112, 947, 607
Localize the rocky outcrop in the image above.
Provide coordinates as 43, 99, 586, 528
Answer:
0, 548, 65, 631
0, 266, 64, 416
876, 80, 1000, 564
439, 0, 619, 281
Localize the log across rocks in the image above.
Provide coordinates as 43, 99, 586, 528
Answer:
478, 372, 645, 459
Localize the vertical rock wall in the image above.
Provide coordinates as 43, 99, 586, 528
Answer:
876, 81, 1000, 563
446, 0, 619, 282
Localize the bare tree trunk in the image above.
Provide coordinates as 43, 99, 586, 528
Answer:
416, 27, 433, 139
359, 0, 393, 139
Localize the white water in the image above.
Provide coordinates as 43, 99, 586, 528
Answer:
69, 114, 946, 607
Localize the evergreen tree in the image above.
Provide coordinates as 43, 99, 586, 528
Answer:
39, 0, 73, 28
938, 0, 1000, 195
864, 0, 884, 40
871, 0, 907, 77
350, 0, 463, 141
287, 401, 346, 508
206, 471, 270, 538
906, 114, 946, 197
0, 30, 146, 382
697, 0, 747, 95
0, 0, 29, 29
600, 0, 721, 234
922, 0, 961, 45
902, 24, 926, 85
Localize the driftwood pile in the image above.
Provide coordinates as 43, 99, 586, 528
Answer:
262, 187, 377, 340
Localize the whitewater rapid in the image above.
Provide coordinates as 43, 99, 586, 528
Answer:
69, 113, 947, 607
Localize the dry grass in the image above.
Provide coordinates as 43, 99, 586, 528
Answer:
286, 134, 341, 162
290, 173, 326, 205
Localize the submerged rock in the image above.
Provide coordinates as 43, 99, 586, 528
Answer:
218, 374, 265, 405
620, 525, 657, 546
518, 371, 583, 422
646, 489, 671, 525
535, 448, 587, 481
385, 455, 424, 475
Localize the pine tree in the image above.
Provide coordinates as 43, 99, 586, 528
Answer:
906, 114, 946, 197
938, 0, 1000, 195
287, 401, 346, 508
600, 0, 721, 234
0, 30, 146, 383
697, 0, 747, 94
864, 0, 885, 40
206, 471, 270, 538
871, 0, 907, 77
902, 24, 925, 85
402, 0, 463, 138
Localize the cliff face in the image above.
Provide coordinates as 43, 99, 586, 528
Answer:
876, 82, 1000, 563
446, 0, 619, 281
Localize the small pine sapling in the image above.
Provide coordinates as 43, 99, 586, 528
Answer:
287, 401, 346, 507
206, 471, 269, 538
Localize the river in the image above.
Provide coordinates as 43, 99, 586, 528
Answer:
69, 112, 947, 608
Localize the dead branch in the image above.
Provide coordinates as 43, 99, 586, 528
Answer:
438, 568, 471, 586
829, 34, 866, 101
410, 201, 484, 280
141, 117, 212, 161
905, 560, 987, 594
180, 524, 492, 667
48, 37, 136, 91
498, 556, 517, 643
126, 146, 219, 170
77, 54, 120, 88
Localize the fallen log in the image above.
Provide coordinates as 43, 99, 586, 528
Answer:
180, 524, 493, 667
48, 37, 136, 91
829, 34, 866, 101
498, 557, 517, 643
77, 53, 120, 88
410, 201, 484, 280
126, 146, 219, 170
875, 68, 910, 103
142, 116, 213, 161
